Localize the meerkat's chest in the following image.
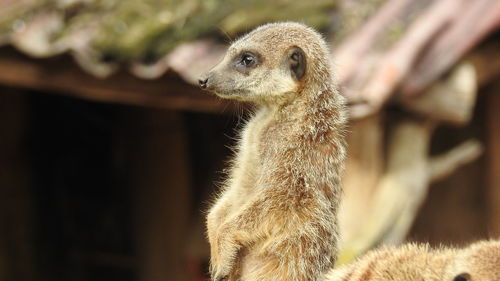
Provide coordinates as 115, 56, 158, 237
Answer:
240, 110, 286, 163
229, 110, 282, 193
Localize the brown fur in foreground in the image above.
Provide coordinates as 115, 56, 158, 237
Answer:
325, 240, 500, 281
199, 22, 347, 281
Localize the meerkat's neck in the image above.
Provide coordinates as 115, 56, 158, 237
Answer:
263, 82, 344, 140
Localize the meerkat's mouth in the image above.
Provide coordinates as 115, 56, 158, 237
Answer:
212, 89, 251, 101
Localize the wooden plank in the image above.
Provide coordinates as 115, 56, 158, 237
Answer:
487, 84, 500, 236
0, 88, 35, 281
0, 47, 235, 114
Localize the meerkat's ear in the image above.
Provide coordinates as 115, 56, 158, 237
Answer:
453, 273, 471, 281
288, 46, 306, 80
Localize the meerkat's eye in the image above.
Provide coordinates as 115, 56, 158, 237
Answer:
234, 52, 258, 74
453, 273, 471, 281
240, 53, 256, 67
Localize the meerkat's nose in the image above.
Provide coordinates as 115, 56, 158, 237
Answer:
198, 77, 209, 89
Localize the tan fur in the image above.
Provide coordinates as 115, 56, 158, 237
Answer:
445, 239, 500, 281
325, 240, 500, 281
200, 22, 347, 281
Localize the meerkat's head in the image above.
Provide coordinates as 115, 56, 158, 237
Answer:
198, 22, 332, 105
445, 240, 500, 281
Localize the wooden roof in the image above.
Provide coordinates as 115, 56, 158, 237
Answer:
0, 0, 499, 116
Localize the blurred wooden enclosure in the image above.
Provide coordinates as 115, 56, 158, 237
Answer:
0, 0, 500, 280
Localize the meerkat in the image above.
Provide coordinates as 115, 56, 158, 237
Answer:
444, 239, 500, 281
325, 240, 500, 281
198, 22, 347, 281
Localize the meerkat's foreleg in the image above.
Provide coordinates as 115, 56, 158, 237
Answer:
210, 191, 335, 281
208, 197, 268, 281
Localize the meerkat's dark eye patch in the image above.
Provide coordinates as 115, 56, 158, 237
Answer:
453, 273, 471, 281
288, 46, 306, 81
234, 52, 259, 74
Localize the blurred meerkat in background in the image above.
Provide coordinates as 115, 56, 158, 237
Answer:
325, 240, 500, 281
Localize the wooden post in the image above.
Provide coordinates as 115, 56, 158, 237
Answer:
116, 108, 192, 281
486, 84, 500, 236
0, 88, 35, 281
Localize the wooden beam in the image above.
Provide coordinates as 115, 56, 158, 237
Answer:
401, 0, 500, 96
0, 47, 235, 114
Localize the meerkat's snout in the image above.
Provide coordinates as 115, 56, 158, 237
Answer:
199, 70, 214, 90
199, 70, 219, 92
198, 76, 209, 89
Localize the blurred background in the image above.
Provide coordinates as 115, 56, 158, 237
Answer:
0, 0, 499, 280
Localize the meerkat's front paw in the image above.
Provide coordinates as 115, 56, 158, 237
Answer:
210, 257, 232, 281
211, 270, 229, 281
209, 226, 241, 281
210, 247, 234, 281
